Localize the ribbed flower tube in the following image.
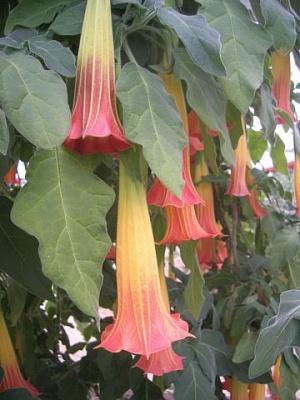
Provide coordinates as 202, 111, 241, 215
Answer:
134, 248, 185, 375
230, 378, 249, 400
248, 383, 265, 400
64, 0, 130, 154
271, 51, 296, 124
226, 116, 250, 197
245, 153, 267, 218
97, 149, 193, 358
0, 312, 39, 397
194, 152, 224, 236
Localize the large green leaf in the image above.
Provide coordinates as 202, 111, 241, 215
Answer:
270, 227, 300, 270
199, 0, 272, 114
116, 62, 186, 198
11, 147, 115, 322
49, 1, 86, 36
157, 7, 226, 77
260, 0, 296, 52
0, 196, 53, 300
27, 39, 76, 77
249, 290, 300, 378
0, 52, 70, 149
4, 0, 71, 34
173, 48, 234, 164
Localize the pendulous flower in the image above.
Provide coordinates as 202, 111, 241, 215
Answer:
97, 149, 193, 358
64, 0, 130, 154
245, 154, 267, 218
271, 51, 296, 124
193, 152, 224, 236
0, 312, 39, 397
226, 116, 250, 197
134, 251, 185, 375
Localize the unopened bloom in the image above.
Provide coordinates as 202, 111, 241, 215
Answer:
64, 0, 130, 154
271, 51, 296, 124
226, 116, 250, 197
147, 74, 203, 207
0, 312, 39, 397
97, 150, 193, 358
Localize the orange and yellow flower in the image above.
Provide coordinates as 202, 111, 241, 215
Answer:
226, 116, 250, 197
271, 51, 296, 124
97, 150, 193, 358
0, 312, 39, 397
64, 0, 130, 154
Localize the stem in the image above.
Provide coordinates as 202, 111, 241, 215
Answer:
122, 38, 138, 64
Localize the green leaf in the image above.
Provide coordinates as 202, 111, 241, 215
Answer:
116, 62, 186, 198
174, 361, 218, 400
11, 147, 115, 322
260, 0, 297, 52
200, 0, 272, 114
0, 108, 9, 155
278, 354, 300, 400
270, 227, 300, 271
157, 7, 226, 77
0, 196, 54, 300
248, 129, 268, 163
173, 48, 234, 165
201, 330, 234, 376
0, 52, 70, 149
270, 134, 288, 175
233, 331, 257, 363
249, 290, 300, 378
49, 1, 86, 36
27, 39, 76, 77
4, 0, 71, 34
0, 388, 40, 400
256, 84, 276, 137
7, 279, 27, 326
288, 260, 300, 289
180, 240, 204, 320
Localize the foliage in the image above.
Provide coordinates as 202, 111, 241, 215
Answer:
0, 0, 299, 399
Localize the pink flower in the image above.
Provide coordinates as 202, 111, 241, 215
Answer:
271, 51, 296, 124
96, 151, 193, 358
64, 0, 130, 154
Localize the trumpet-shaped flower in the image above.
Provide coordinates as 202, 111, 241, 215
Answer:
271, 51, 296, 124
194, 152, 224, 236
97, 150, 193, 358
134, 252, 185, 375
64, 0, 130, 154
147, 74, 203, 207
0, 312, 39, 397
226, 116, 250, 197
245, 159, 267, 218
157, 205, 212, 245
